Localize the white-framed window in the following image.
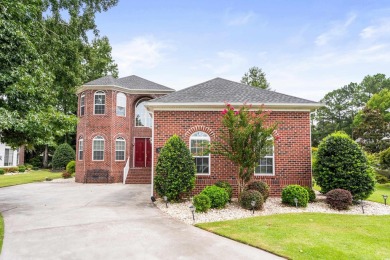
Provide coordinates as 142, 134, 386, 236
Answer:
116, 92, 126, 116
255, 141, 274, 175
115, 137, 125, 161
4, 148, 14, 166
80, 93, 85, 116
190, 131, 210, 175
94, 91, 105, 114
78, 137, 84, 161
92, 136, 104, 161
135, 99, 152, 127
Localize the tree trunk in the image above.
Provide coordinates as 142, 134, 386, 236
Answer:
43, 145, 48, 168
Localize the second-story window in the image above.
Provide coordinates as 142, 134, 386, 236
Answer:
135, 99, 152, 127
116, 93, 126, 116
80, 93, 85, 116
94, 91, 105, 114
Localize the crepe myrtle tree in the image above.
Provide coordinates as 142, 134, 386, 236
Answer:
212, 103, 279, 195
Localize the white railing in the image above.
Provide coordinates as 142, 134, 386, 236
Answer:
123, 157, 130, 184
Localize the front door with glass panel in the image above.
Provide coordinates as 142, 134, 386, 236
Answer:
134, 138, 151, 167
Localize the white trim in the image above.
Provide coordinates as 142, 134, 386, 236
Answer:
116, 92, 127, 117
151, 112, 155, 196
254, 140, 275, 176
92, 136, 105, 161
76, 85, 174, 95
135, 98, 152, 127
115, 137, 126, 161
93, 91, 106, 115
190, 131, 211, 175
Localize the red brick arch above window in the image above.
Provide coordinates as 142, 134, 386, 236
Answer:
185, 126, 215, 138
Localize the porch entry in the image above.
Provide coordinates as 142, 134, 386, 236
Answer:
134, 138, 152, 167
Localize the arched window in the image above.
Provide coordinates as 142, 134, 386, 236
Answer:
115, 137, 126, 161
94, 91, 105, 114
255, 138, 274, 175
135, 99, 152, 127
92, 136, 104, 161
190, 131, 210, 175
78, 137, 84, 161
80, 93, 85, 116
116, 92, 126, 116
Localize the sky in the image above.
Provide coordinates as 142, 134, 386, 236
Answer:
93, 0, 390, 102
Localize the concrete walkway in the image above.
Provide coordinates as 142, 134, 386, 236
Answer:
0, 182, 282, 260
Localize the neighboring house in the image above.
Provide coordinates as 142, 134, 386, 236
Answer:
75, 75, 321, 196
0, 142, 24, 167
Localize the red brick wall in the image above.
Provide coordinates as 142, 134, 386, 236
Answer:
153, 110, 312, 197
75, 89, 165, 183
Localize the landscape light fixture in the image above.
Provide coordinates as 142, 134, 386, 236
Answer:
383, 195, 388, 205
360, 200, 365, 214
151, 196, 156, 203
294, 198, 298, 208
251, 200, 256, 214
189, 205, 195, 221
163, 196, 168, 208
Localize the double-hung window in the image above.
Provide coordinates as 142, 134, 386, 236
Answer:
116, 93, 126, 116
115, 137, 125, 161
255, 140, 274, 175
93, 136, 104, 161
94, 91, 105, 114
78, 137, 84, 160
80, 93, 85, 116
190, 131, 210, 175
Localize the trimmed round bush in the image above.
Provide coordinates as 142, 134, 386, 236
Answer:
326, 189, 353, 210
62, 171, 71, 179
18, 166, 26, 173
154, 135, 195, 201
240, 189, 264, 210
52, 143, 75, 170
200, 185, 229, 209
380, 147, 390, 169
0, 169, 4, 175
193, 194, 211, 213
32, 166, 39, 171
66, 161, 76, 175
214, 181, 233, 201
313, 131, 376, 200
282, 185, 309, 207
245, 181, 270, 201
304, 186, 316, 202
376, 174, 389, 184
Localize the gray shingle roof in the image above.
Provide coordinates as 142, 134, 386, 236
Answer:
149, 77, 318, 104
83, 75, 174, 91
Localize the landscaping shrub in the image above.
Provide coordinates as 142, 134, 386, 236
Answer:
313, 131, 376, 200
304, 186, 316, 202
200, 185, 229, 209
154, 135, 196, 201
240, 189, 264, 210
62, 171, 71, 179
326, 189, 353, 210
0, 169, 4, 175
52, 143, 75, 170
32, 167, 39, 171
28, 156, 42, 168
380, 147, 390, 169
193, 194, 211, 213
375, 174, 389, 184
66, 161, 76, 175
281, 185, 309, 207
18, 166, 26, 173
8, 167, 18, 173
214, 181, 233, 201
24, 163, 33, 170
245, 181, 270, 201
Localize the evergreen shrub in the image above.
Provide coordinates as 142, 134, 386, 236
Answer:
193, 194, 211, 213
200, 185, 229, 209
52, 143, 75, 170
281, 185, 309, 207
240, 189, 264, 210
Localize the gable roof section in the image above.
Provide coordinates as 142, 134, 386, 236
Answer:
146, 77, 322, 111
77, 75, 174, 94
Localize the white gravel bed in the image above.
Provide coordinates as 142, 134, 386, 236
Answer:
46, 177, 75, 183
155, 194, 390, 225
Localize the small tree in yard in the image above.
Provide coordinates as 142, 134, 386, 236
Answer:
313, 131, 376, 200
154, 135, 196, 201
212, 103, 278, 195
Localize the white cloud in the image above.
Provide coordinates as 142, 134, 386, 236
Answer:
360, 18, 390, 40
315, 13, 357, 46
225, 10, 255, 26
112, 36, 172, 77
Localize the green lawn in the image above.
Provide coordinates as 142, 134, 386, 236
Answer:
0, 213, 3, 254
197, 213, 390, 260
0, 170, 63, 188
314, 183, 390, 204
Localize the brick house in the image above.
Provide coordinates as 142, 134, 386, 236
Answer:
75, 75, 321, 197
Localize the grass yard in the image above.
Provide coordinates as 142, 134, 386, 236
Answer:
197, 213, 390, 260
0, 214, 3, 254
0, 170, 63, 188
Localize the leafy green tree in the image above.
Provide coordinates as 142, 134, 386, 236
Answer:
354, 89, 390, 126
313, 132, 376, 200
358, 74, 390, 103
212, 103, 278, 194
154, 135, 196, 201
241, 67, 270, 90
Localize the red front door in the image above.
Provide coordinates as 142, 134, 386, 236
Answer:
134, 138, 152, 167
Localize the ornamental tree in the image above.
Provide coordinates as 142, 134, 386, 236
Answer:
212, 103, 278, 194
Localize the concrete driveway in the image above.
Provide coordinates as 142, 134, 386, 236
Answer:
0, 181, 281, 260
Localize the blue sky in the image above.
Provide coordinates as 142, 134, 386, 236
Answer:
94, 0, 390, 101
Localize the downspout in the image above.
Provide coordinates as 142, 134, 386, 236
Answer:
151, 111, 155, 196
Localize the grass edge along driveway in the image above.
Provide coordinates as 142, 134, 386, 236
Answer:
197, 213, 390, 260
0, 213, 3, 254
0, 170, 63, 188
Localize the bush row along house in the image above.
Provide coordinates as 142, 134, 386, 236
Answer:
75, 75, 321, 197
